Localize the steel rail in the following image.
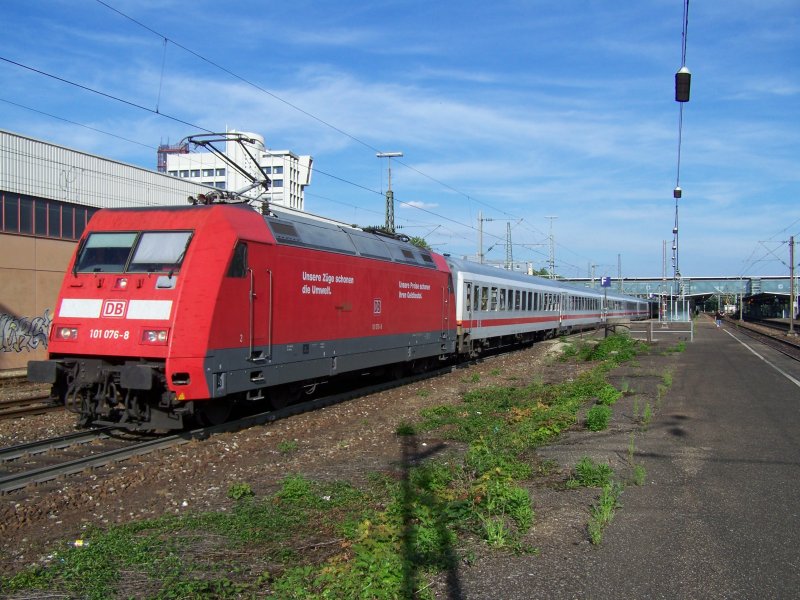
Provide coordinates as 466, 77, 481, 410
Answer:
727, 321, 800, 362
0, 427, 115, 462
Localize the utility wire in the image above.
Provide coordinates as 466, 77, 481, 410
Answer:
0, 55, 207, 133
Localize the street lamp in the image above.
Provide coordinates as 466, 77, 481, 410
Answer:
377, 152, 403, 232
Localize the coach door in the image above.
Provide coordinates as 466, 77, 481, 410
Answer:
440, 274, 454, 348
464, 281, 473, 335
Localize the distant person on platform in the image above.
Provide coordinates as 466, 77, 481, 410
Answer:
715, 311, 723, 327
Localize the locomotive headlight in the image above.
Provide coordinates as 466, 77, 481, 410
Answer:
141, 329, 169, 345
55, 327, 79, 340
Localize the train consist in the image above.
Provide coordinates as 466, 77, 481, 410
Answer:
28, 201, 648, 430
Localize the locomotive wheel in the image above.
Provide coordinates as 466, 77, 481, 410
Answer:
195, 399, 232, 426
269, 383, 304, 410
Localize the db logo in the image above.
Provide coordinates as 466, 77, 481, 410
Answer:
102, 300, 128, 318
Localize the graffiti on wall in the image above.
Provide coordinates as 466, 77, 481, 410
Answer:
1, 309, 52, 352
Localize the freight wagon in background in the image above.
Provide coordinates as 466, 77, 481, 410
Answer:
28, 200, 648, 430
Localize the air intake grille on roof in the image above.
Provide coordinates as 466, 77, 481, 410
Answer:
269, 221, 301, 242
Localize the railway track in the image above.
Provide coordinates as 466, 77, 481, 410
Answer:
726, 319, 800, 362
0, 364, 452, 494
0, 395, 62, 420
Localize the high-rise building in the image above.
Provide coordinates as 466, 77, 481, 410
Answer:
159, 131, 313, 211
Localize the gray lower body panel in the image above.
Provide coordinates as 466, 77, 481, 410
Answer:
202, 330, 456, 398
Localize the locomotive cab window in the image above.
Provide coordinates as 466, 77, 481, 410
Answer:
75, 231, 193, 273
128, 231, 193, 273
227, 242, 248, 278
75, 232, 138, 273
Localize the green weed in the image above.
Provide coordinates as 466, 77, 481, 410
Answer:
595, 383, 622, 406
632, 464, 646, 486
568, 456, 614, 488
588, 481, 623, 545
641, 403, 653, 430
277, 439, 299, 454
586, 404, 611, 431
396, 421, 416, 436
226, 482, 254, 501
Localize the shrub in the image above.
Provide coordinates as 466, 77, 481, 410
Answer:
595, 384, 622, 406
586, 405, 611, 431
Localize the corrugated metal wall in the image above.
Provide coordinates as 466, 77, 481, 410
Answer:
1, 129, 212, 208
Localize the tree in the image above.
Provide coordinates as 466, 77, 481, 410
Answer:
408, 236, 431, 250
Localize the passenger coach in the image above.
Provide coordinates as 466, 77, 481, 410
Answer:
447, 258, 648, 355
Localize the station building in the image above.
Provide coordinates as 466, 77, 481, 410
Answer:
0, 128, 312, 372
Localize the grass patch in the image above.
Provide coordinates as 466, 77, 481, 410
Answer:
567, 456, 614, 488
662, 341, 686, 355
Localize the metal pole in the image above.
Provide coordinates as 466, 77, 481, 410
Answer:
478, 210, 484, 264
376, 151, 402, 233
545, 216, 558, 278
790, 235, 796, 336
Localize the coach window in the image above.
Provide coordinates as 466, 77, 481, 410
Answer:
465, 283, 472, 312
499, 289, 506, 311
480, 287, 488, 311
227, 242, 248, 278
490, 287, 498, 311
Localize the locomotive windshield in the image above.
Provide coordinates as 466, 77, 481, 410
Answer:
75, 231, 193, 273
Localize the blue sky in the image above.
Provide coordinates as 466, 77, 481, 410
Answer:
1, 0, 798, 278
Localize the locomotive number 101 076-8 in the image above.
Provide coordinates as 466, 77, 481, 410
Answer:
89, 329, 130, 340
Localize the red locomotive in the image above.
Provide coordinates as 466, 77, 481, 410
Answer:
28, 201, 648, 430
28, 202, 457, 428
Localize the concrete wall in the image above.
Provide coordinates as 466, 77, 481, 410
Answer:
0, 233, 74, 370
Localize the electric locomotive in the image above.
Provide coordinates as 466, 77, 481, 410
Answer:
28, 202, 457, 429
